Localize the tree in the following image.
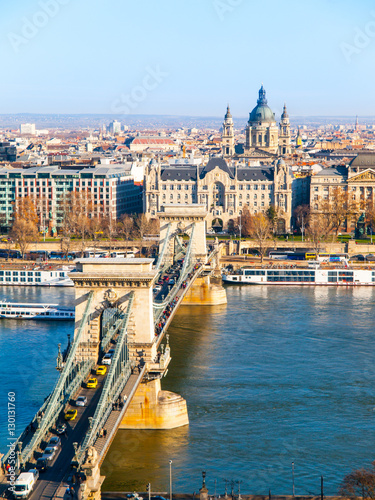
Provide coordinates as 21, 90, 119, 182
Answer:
293, 204, 310, 232
239, 206, 253, 237
134, 214, 150, 241
340, 462, 375, 499
10, 198, 39, 258
249, 212, 272, 263
61, 191, 95, 256
266, 204, 278, 233
118, 214, 135, 251
321, 187, 359, 235
306, 213, 331, 254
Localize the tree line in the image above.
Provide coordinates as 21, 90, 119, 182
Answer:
8, 192, 159, 258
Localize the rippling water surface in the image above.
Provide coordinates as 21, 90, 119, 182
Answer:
1, 286, 375, 496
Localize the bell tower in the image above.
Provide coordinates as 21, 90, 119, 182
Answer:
222, 105, 234, 157
278, 104, 291, 156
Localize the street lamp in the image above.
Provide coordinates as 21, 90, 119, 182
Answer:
169, 460, 173, 500
292, 462, 295, 497
301, 217, 305, 243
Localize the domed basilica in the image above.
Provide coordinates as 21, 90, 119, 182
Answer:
222, 85, 291, 159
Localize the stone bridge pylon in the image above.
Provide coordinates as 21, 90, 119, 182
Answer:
158, 204, 208, 266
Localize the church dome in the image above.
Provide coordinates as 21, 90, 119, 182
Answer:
248, 85, 275, 123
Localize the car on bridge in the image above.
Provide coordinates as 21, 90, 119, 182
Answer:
76, 395, 87, 407
35, 458, 48, 472
65, 409, 78, 421
47, 436, 61, 450
56, 423, 67, 435
96, 365, 107, 376
42, 447, 56, 461
87, 377, 98, 388
102, 353, 113, 365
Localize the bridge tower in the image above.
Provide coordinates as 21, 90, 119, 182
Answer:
70, 258, 189, 431
158, 204, 208, 266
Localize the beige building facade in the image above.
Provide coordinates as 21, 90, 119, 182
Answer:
144, 157, 293, 233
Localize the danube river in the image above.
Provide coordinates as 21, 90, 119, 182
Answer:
1, 285, 375, 495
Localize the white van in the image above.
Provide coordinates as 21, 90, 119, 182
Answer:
13, 472, 36, 498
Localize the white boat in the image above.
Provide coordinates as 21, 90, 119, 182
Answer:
222, 265, 375, 286
0, 301, 75, 320
0, 266, 74, 287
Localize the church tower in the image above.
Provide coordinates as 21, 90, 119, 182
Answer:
278, 104, 291, 156
222, 105, 234, 157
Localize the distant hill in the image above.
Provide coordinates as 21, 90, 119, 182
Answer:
0, 113, 374, 130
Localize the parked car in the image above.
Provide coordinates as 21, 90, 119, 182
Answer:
366, 254, 375, 261
75, 396, 87, 407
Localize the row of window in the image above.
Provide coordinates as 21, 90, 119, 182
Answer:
157, 184, 272, 191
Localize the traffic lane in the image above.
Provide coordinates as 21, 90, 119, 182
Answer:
29, 377, 105, 499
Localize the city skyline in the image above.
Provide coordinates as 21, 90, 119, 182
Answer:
1, 0, 375, 116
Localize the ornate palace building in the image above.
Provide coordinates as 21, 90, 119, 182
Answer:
310, 152, 375, 232
144, 157, 293, 233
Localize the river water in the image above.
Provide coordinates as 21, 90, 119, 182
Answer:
1, 285, 375, 495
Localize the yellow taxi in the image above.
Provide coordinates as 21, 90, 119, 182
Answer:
64, 409, 78, 421
96, 365, 107, 376
86, 378, 98, 389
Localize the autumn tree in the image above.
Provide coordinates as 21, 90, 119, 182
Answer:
340, 462, 375, 499
10, 198, 39, 258
321, 186, 359, 235
306, 213, 331, 254
249, 212, 272, 263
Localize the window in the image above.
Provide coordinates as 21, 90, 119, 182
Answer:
254, 185, 258, 190
185, 185, 189, 190
162, 185, 166, 190
246, 185, 250, 190
177, 185, 181, 190
239, 185, 243, 190
230, 186, 235, 190
314, 186, 318, 191
170, 185, 174, 190
261, 185, 265, 190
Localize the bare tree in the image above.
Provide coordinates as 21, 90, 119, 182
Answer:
238, 205, 252, 237
249, 212, 272, 263
321, 186, 360, 236
340, 462, 375, 499
306, 213, 331, 254
118, 214, 134, 251
293, 204, 310, 232
62, 191, 95, 256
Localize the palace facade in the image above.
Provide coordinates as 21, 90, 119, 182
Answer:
144, 157, 293, 233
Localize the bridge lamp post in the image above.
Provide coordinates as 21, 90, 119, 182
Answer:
292, 462, 295, 497
169, 460, 173, 500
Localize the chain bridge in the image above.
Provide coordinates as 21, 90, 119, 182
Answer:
0, 205, 226, 500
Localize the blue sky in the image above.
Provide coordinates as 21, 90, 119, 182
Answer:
1, 0, 375, 117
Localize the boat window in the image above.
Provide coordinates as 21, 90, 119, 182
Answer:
5, 271, 11, 276
12, 272, 18, 276
0, 271, 3, 276
20, 272, 26, 276
35, 272, 41, 277
26, 312, 30, 315
28, 272, 33, 276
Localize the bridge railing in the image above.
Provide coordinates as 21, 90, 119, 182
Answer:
76, 292, 135, 464
154, 222, 171, 277
153, 224, 196, 322
17, 291, 95, 466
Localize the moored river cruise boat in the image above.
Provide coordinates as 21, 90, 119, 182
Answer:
222, 266, 375, 286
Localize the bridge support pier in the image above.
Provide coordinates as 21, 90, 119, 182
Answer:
119, 378, 189, 429
182, 275, 227, 305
